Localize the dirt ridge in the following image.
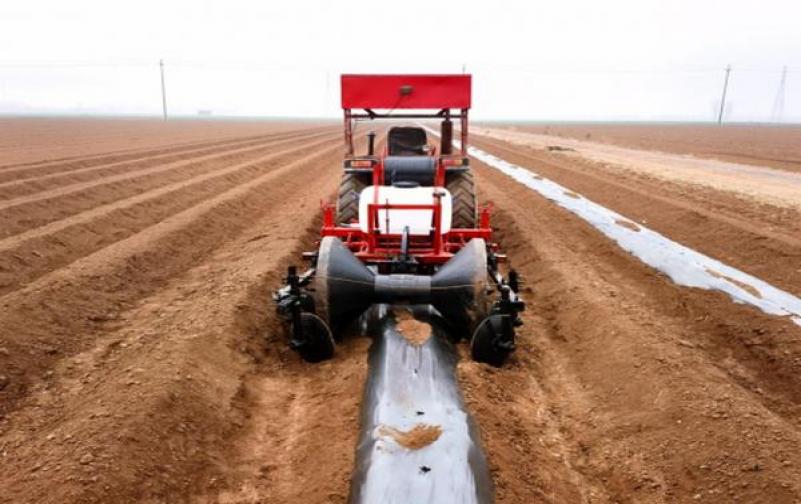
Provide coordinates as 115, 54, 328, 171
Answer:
0, 126, 334, 189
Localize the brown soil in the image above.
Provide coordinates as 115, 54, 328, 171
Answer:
393, 309, 433, 346
0, 120, 369, 504
484, 123, 801, 173
0, 117, 329, 166
2, 119, 801, 504
456, 132, 801, 503
378, 424, 443, 450
469, 133, 801, 297
475, 126, 801, 211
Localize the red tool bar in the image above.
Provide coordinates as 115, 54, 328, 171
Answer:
341, 74, 471, 109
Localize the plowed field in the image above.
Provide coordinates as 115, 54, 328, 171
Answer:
1, 120, 800, 504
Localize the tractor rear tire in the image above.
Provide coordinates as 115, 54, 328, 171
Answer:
336, 173, 368, 226
446, 170, 477, 229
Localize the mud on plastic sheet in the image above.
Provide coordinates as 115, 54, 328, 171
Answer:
349, 305, 492, 504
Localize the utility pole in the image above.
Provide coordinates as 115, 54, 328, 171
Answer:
717, 64, 731, 125
461, 63, 466, 74
159, 59, 168, 121
771, 65, 787, 123
325, 70, 331, 112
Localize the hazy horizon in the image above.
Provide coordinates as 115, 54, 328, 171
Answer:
2, 114, 801, 127
1, 1, 799, 122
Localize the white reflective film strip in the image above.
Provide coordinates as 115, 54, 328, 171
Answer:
424, 126, 801, 326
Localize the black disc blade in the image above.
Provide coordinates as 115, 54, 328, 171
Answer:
470, 314, 513, 367
293, 312, 335, 363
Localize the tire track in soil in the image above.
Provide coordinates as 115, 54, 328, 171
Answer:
193, 132, 389, 504
472, 135, 801, 298
463, 156, 801, 503
0, 130, 339, 238
0, 133, 341, 296
0, 126, 335, 190
0, 134, 350, 417
0, 123, 330, 173
0, 132, 370, 504
204, 338, 369, 504
200, 132, 389, 504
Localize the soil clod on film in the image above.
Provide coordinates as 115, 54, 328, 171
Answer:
615, 219, 641, 232
392, 308, 433, 346
378, 424, 443, 450
705, 267, 763, 299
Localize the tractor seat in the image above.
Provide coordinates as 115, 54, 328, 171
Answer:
383, 156, 436, 186
388, 126, 429, 156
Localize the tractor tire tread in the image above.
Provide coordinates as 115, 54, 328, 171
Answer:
447, 169, 478, 229
336, 173, 368, 226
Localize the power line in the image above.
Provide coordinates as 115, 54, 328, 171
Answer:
0, 60, 799, 72
0, 60, 156, 68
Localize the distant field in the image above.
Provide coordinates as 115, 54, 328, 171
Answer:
481, 123, 801, 173
0, 117, 326, 166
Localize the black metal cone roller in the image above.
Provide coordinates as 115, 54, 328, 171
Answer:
312, 237, 489, 332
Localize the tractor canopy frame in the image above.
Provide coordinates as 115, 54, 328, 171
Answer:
341, 74, 471, 156
273, 73, 524, 367
331, 74, 481, 269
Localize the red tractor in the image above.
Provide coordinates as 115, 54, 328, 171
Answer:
275, 74, 524, 366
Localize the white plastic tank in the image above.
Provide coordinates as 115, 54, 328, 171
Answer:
358, 186, 452, 234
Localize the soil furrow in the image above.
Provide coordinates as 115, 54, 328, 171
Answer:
3, 119, 800, 504
465, 156, 801, 503
0, 129, 335, 210
0, 134, 341, 295
0, 130, 339, 237
0, 126, 334, 188
472, 135, 801, 297
485, 123, 801, 174
0, 130, 257, 171
0, 122, 329, 171
0, 133, 367, 503
0, 135, 350, 417
0, 137, 361, 504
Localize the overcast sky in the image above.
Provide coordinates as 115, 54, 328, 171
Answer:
1, 0, 799, 121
